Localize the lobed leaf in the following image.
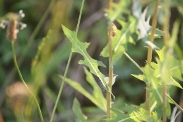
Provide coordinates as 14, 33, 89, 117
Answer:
136, 7, 162, 49
62, 25, 108, 89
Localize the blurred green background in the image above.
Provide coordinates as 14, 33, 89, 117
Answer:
0, 0, 183, 122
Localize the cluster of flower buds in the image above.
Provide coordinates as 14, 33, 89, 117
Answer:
0, 10, 27, 41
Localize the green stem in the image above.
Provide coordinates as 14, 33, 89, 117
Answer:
146, 0, 159, 115
11, 41, 44, 122
124, 52, 143, 72
50, 0, 85, 121
49, 51, 72, 122
76, 0, 85, 34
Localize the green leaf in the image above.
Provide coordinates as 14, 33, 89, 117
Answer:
107, 105, 161, 122
166, 93, 183, 113
101, 17, 137, 65
156, 48, 183, 82
137, 8, 151, 40
73, 98, 87, 122
101, 28, 125, 65
131, 74, 146, 82
84, 68, 106, 110
169, 78, 182, 89
105, 0, 131, 22
59, 75, 106, 112
62, 25, 108, 89
107, 108, 135, 122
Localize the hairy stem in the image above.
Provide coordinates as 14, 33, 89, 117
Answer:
50, 0, 85, 121
11, 41, 44, 122
146, 0, 159, 114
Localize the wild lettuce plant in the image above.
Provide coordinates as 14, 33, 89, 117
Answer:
1, 0, 183, 122
62, 0, 183, 121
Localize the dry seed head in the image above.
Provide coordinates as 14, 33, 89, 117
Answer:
7, 19, 18, 41
0, 10, 26, 41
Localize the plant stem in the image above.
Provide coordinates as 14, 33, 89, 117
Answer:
106, 0, 113, 119
76, 0, 85, 34
162, 0, 170, 121
11, 41, 44, 122
108, 0, 112, 10
124, 52, 143, 73
146, 0, 159, 115
106, 22, 113, 119
50, 0, 85, 121
162, 82, 167, 122
49, 51, 72, 122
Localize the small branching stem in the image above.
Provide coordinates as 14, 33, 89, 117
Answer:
146, 0, 159, 115
11, 41, 44, 122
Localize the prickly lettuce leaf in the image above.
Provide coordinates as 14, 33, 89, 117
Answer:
107, 105, 161, 122
155, 20, 183, 86
136, 7, 162, 48
137, 8, 151, 40
62, 25, 108, 89
155, 48, 183, 87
